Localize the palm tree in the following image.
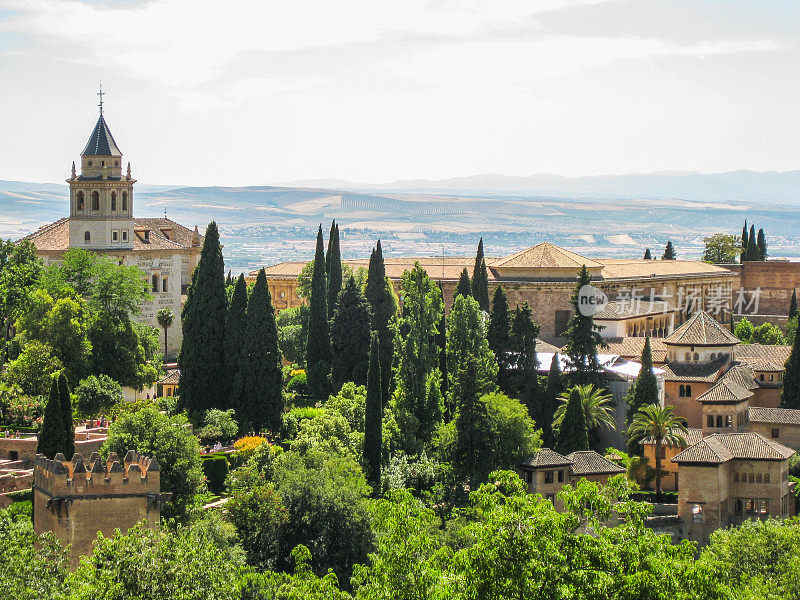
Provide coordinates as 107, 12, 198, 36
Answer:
156, 308, 174, 358
554, 384, 616, 432
627, 404, 688, 496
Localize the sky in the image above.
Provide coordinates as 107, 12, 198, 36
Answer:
0, 0, 798, 186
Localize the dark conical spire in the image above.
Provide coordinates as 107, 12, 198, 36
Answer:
82, 114, 122, 157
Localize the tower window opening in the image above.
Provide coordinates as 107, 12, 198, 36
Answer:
162, 277, 168, 293
77, 191, 85, 212
91, 191, 99, 211
122, 191, 128, 213
111, 192, 117, 211
84, 231, 91, 244
152, 275, 159, 293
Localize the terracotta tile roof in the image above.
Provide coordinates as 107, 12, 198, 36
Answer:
20, 217, 202, 252
749, 407, 800, 426
662, 357, 728, 382
157, 370, 180, 385
696, 379, 753, 404
600, 337, 669, 363
260, 257, 480, 282
664, 311, 740, 347
720, 364, 760, 391
565, 450, 626, 476
735, 344, 791, 370
518, 448, 573, 468
594, 299, 673, 320
536, 339, 561, 353
640, 428, 705, 447
490, 242, 602, 269
597, 259, 734, 280
672, 432, 795, 464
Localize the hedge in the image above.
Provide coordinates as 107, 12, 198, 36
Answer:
201, 456, 229, 495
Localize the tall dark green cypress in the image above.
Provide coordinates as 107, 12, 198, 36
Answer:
790, 290, 798, 320
331, 277, 372, 389
542, 353, 563, 447
37, 374, 67, 459
453, 360, 493, 488
437, 286, 448, 401
226, 274, 248, 412
643, 248, 651, 260
662, 241, 676, 260
233, 269, 283, 434
178, 221, 228, 413
326, 221, 343, 319
757, 228, 767, 261
741, 220, 748, 263
487, 285, 511, 391
510, 302, 540, 414
364, 331, 382, 492
781, 325, 800, 409
554, 386, 589, 455
626, 337, 659, 424
472, 238, 490, 312
747, 224, 758, 261
58, 373, 74, 460
226, 270, 233, 287
307, 226, 331, 399
563, 266, 607, 386
365, 240, 397, 405
455, 268, 472, 299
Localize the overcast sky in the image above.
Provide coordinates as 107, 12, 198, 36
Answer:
1, 0, 798, 186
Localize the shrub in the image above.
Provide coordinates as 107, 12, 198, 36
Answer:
201, 455, 230, 495
74, 374, 124, 417
196, 408, 238, 443
286, 371, 309, 396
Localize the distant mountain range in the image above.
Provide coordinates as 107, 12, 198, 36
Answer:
280, 170, 800, 204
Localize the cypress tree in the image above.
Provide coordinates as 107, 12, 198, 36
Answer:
643, 248, 651, 260
662, 241, 676, 260
554, 386, 589, 455
233, 269, 283, 434
510, 302, 540, 412
365, 240, 397, 405
626, 337, 659, 424
453, 359, 493, 488
306, 226, 331, 399
790, 290, 798, 320
757, 228, 767, 261
364, 331, 382, 492
487, 285, 511, 391
58, 372, 75, 460
472, 238, 490, 312
37, 375, 67, 459
436, 289, 448, 401
741, 220, 748, 263
331, 276, 372, 389
747, 224, 758, 261
781, 325, 800, 409
563, 266, 607, 386
455, 267, 472, 299
542, 353, 563, 448
226, 274, 248, 410
326, 221, 343, 319
226, 270, 233, 286
178, 221, 228, 414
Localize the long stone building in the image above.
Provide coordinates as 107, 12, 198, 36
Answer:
258, 241, 737, 344
20, 104, 203, 359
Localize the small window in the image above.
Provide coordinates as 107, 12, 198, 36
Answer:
748, 473, 755, 483
756, 473, 762, 483
152, 275, 159, 293
686, 385, 692, 397
91, 191, 99, 211
111, 192, 117, 211
84, 231, 91, 244
733, 472, 739, 482
659, 446, 667, 459
143, 230, 150, 241
693, 353, 699, 362
707, 415, 714, 428
770, 374, 774, 382
524, 470, 533, 484
725, 415, 732, 427
544, 470, 554, 484
716, 415, 723, 428
77, 191, 85, 211
122, 191, 128, 212
679, 384, 686, 397
685, 352, 691, 361
162, 277, 168, 293
760, 373, 765, 381
121, 230, 128, 242
112, 230, 118, 242
557, 470, 564, 483
772, 428, 780, 439
764, 472, 770, 484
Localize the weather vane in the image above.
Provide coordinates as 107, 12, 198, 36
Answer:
97, 84, 105, 115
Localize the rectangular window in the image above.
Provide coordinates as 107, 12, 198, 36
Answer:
707, 415, 714, 428
554, 310, 571, 337
162, 277, 168, 293
557, 470, 564, 483
122, 230, 128, 242
735, 498, 743, 515
524, 471, 533, 484
544, 470, 554, 484
112, 230, 119, 242
772, 428, 780, 439
764, 472, 770, 484
756, 473, 762, 484
659, 446, 667, 459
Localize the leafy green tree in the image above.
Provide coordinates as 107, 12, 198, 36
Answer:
37, 374, 70, 459
364, 240, 398, 405
88, 315, 161, 390
178, 222, 229, 413
509, 302, 540, 415
781, 324, 800, 409
0, 239, 42, 365
326, 221, 343, 319
233, 269, 283, 435
662, 241, 676, 260
747, 224, 758, 261
102, 405, 203, 519
756, 228, 767, 260
4, 339, 62, 396
454, 267, 472, 299
553, 386, 589, 454
364, 331, 382, 491
197, 408, 239, 443
643, 248, 651, 259
331, 277, 372, 389
156, 307, 174, 358
306, 226, 331, 400
790, 290, 798, 319
626, 336, 659, 424
734, 316, 754, 342
627, 404, 687, 495
226, 274, 247, 399
446, 294, 498, 421
452, 360, 493, 488
74, 374, 123, 416
487, 284, 511, 391
751, 322, 785, 345
227, 482, 287, 570
702, 233, 740, 264
276, 305, 308, 366
482, 392, 540, 473
393, 263, 444, 451
563, 266, 607, 386
471, 238, 490, 312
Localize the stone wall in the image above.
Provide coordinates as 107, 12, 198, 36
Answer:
725, 262, 800, 316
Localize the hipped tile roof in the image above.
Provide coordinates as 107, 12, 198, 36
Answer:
664, 311, 740, 347
748, 407, 800, 426
672, 432, 794, 464
490, 242, 602, 269
565, 451, 626, 476
518, 448, 573, 468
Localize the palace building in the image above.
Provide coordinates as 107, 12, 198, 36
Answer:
20, 99, 203, 359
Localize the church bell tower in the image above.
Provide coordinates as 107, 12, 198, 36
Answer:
67, 87, 136, 250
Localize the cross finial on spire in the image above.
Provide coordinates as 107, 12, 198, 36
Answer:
97, 84, 105, 115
